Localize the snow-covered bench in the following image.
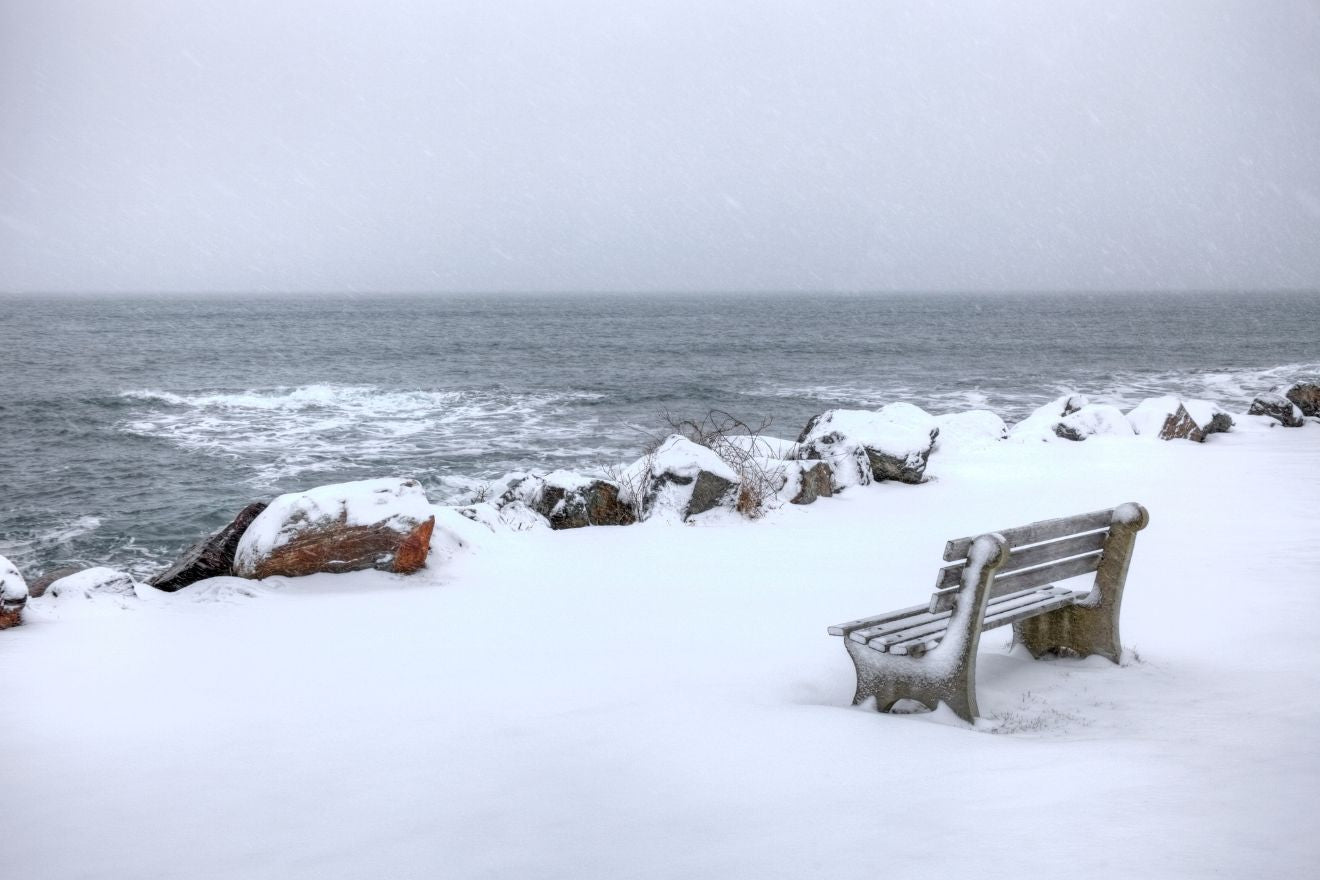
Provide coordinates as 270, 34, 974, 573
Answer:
828, 503, 1150, 722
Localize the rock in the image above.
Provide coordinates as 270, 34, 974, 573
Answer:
932, 410, 1007, 452
536, 471, 636, 529
148, 501, 269, 592
0, 555, 28, 629
1282, 382, 1320, 418
1008, 393, 1091, 442
1127, 397, 1234, 442
797, 403, 939, 486
787, 460, 834, 505
26, 566, 84, 599
1248, 392, 1304, 428
619, 435, 740, 522
232, 478, 435, 579
45, 567, 139, 600
1052, 404, 1135, 441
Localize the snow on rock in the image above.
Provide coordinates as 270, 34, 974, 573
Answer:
233, 478, 435, 579
1248, 391, 1304, 428
1007, 393, 1090, 442
619, 435, 739, 522
0, 554, 28, 629
1127, 396, 1234, 442
750, 457, 834, 506
1054, 404, 1135, 441
797, 403, 939, 485
149, 501, 270, 592
932, 410, 1008, 453
491, 470, 635, 530
44, 567, 139, 600
1282, 381, 1320, 417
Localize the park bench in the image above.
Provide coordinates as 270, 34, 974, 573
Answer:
828, 502, 1150, 722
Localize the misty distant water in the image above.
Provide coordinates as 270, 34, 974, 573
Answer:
2, 291, 1317, 578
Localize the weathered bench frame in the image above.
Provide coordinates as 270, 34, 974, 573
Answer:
828, 502, 1150, 722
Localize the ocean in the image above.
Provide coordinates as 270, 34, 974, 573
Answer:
1, 291, 1317, 578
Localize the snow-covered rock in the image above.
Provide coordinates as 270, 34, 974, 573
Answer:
1053, 404, 1135, 441
45, 567, 139, 600
797, 403, 939, 486
1008, 393, 1090, 442
620, 435, 740, 522
932, 410, 1008, 452
748, 457, 834, 506
0, 555, 27, 629
150, 500, 269, 591
1128, 397, 1234, 442
1281, 382, 1320, 418
1248, 391, 1304, 428
233, 478, 435, 579
488, 470, 635, 530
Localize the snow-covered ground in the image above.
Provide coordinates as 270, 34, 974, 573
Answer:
3, 425, 1318, 878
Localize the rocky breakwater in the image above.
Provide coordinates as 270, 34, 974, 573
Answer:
232, 478, 435, 579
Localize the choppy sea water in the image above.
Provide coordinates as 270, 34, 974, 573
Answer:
2, 291, 1317, 578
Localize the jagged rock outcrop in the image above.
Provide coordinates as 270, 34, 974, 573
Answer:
45, 567, 139, 600
1127, 397, 1234, 442
1248, 392, 1304, 428
0, 555, 28, 629
1008, 393, 1091, 442
1283, 382, 1320, 418
1052, 404, 1135, 441
797, 403, 939, 487
233, 478, 435, 579
619, 435, 740, 522
149, 501, 269, 591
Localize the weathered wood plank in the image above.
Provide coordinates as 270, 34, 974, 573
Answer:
930, 552, 1101, 613
935, 530, 1108, 590
888, 588, 1079, 655
942, 508, 1113, 561
872, 588, 1060, 651
827, 600, 930, 637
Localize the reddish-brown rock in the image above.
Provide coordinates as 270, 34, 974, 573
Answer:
232, 478, 436, 579
1284, 382, 1320, 418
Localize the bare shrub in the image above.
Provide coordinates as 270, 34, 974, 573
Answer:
662, 410, 787, 519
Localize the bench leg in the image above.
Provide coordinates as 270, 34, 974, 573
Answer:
1013, 507, 1149, 664
844, 638, 978, 722
843, 533, 1008, 724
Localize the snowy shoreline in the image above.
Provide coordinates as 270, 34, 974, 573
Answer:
2, 384, 1319, 878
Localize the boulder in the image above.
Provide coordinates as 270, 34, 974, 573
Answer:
536, 471, 636, 529
232, 478, 435, 579
1282, 382, 1320, 418
45, 567, 139, 600
798, 403, 938, 486
1008, 393, 1091, 442
1248, 392, 1304, 428
1052, 404, 1135, 441
786, 460, 834, 505
1127, 397, 1234, 442
0, 555, 28, 629
26, 566, 84, 599
619, 435, 740, 522
149, 501, 269, 592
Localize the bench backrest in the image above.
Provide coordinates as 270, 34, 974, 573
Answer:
929, 507, 1119, 614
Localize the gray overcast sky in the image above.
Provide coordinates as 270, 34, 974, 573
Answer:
2, 1, 1319, 294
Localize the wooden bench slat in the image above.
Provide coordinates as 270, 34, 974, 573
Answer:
889, 589, 1079, 656
826, 600, 931, 636
934, 530, 1108, 590
850, 585, 1071, 647
942, 508, 1113, 561
875, 587, 1071, 652
930, 551, 1102, 613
